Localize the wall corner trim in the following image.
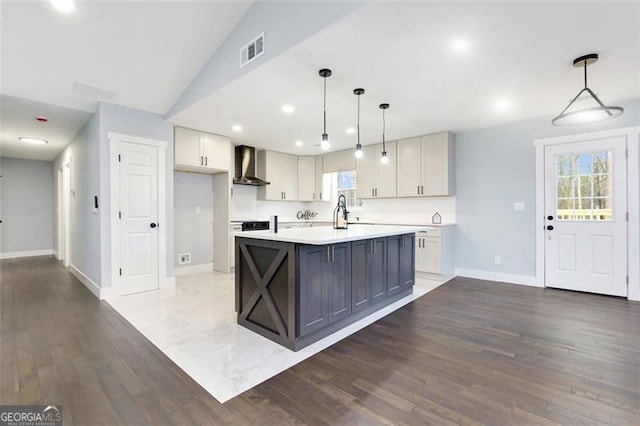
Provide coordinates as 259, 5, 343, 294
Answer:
455, 268, 543, 288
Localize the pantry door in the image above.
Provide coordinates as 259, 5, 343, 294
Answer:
119, 141, 160, 295
544, 137, 627, 296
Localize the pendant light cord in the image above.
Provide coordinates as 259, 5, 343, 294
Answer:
357, 93, 361, 146
323, 77, 327, 134
584, 61, 588, 89
382, 108, 386, 151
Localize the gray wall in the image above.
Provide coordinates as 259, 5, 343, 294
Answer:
98, 102, 175, 287
168, 1, 362, 117
0, 157, 54, 254
54, 112, 101, 283
455, 98, 640, 277
174, 171, 213, 268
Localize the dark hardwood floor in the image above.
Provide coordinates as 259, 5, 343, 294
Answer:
1, 256, 639, 425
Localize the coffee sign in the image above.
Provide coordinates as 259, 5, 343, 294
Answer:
297, 210, 319, 220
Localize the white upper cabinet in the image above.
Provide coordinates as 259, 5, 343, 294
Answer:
322, 149, 356, 173
257, 150, 298, 201
174, 126, 230, 173
314, 156, 329, 201
356, 142, 397, 198
397, 132, 455, 197
298, 156, 315, 202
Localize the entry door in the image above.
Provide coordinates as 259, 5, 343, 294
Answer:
544, 137, 627, 296
119, 141, 159, 295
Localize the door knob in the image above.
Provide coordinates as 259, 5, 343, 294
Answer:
547, 215, 554, 220
150, 223, 158, 228
546, 225, 554, 230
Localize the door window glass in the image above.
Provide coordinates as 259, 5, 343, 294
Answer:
556, 150, 612, 221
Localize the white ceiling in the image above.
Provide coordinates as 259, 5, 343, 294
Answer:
0, 95, 92, 161
172, 2, 640, 155
0, 0, 251, 159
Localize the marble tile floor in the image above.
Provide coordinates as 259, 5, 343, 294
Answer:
107, 271, 445, 403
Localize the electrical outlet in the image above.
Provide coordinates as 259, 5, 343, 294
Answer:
195, 206, 201, 214
494, 256, 501, 265
514, 202, 525, 211
179, 253, 191, 265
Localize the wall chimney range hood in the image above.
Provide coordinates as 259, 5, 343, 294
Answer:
233, 145, 270, 186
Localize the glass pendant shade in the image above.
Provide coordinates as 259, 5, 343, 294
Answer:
320, 134, 330, 151
380, 152, 389, 164
552, 54, 624, 126
355, 143, 363, 158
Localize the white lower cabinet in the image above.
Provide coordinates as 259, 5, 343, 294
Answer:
415, 226, 454, 279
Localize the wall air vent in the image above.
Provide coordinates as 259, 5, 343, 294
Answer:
240, 32, 265, 68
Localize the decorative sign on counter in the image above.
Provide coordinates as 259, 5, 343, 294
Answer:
432, 212, 442, 224
296, 210, 319, 220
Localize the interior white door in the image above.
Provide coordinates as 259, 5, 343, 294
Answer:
119, 141, 159, 295
544, 137, 627, 296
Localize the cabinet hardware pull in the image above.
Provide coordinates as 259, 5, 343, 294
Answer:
372, 188, 374, 197
205, 157, 208, 166
421, 185, 424, 195
332, 245, 335, 262
200, 156, 204, 166
326, 246, 330, 262
417, 185, 420, 194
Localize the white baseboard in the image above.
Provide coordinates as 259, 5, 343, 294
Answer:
70, 265, 101, 298
455, 268, 542, 288
0, 249, 54, 259
174, 262, 213, 276
69, 265, 118, 300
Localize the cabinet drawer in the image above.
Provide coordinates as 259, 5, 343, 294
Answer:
418, 228, 442, 238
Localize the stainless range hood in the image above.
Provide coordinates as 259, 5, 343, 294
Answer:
233, 145, 270, 186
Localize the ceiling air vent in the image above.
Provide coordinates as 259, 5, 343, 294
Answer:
240, 33, 265, 68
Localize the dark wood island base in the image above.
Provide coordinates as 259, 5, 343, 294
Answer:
235, 233, 415, 351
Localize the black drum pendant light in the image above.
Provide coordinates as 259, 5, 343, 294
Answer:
552, 53, 623, 126
319, 68, 332, 150
353, 88, 365, 158
379, 103, 390, 164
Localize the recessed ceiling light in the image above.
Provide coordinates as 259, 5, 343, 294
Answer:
493, 97, 513, 113
19, 137, 48, 145
450, 38, 470, 53
50, 0, 75, 13
345, 127, 355, 134
232, 125, 243, 132
282, 104, 295, 114
294, 140, 303, 147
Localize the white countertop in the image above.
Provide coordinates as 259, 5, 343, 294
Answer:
235, 225, 426, 245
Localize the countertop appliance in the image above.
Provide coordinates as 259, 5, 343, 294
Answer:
240, 220, 270, 231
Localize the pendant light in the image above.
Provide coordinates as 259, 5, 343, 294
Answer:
379, 103, 390, 164
353, 88, 365, 158
319, 68, 332, 150
552, 53, 623, 126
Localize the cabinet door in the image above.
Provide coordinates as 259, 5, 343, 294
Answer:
421, 132, 454, 196
396, 137, 422, 197
399, 233, 415, 291
280, 152, 299, 200
201, 134, 230, 171
298, 156, 315, 201
351, 240, 370, 313
386, 235, 402, 296
326, 243, 351, 324
369, 238, 387, 304
423, 237, 442, 274
387, 234, 414, 296
376, 141, 397, 198
314, 156, 327, 201
415, 236, 425, 272
174, 127, 202, 167
355, 145, 376, 199
298, 245, 328, 336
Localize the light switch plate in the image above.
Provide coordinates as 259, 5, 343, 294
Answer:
195, 206, 201, 214
514, 202, 525, 211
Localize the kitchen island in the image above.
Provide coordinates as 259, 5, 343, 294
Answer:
235, 225, 418, 351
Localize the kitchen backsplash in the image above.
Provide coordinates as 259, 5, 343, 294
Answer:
231, 184, 456, 224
